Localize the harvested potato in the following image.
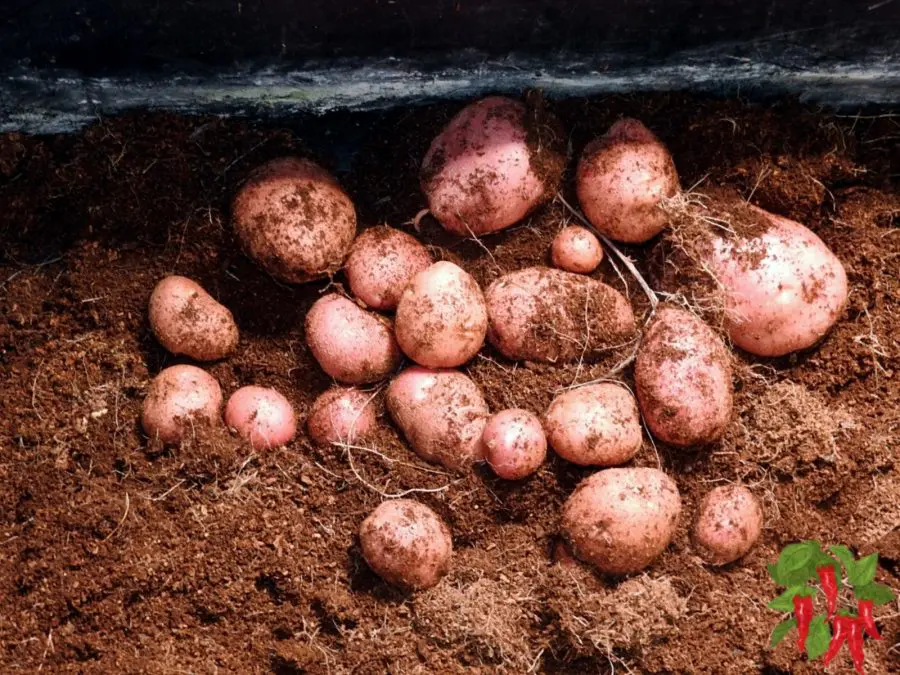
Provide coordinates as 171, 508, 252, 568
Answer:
307, 387, 376, 446
359, 499, 452, 590
692, 485, 763, 565
395, 261, 487, 368
485, 266, 636, 362
544, 383, 642, 466
482, 409, 547, 480
148, 275, 238, 361
344, 226, 432, 311
305, 293, 401, 384
551, 225, 604, 274
562, 467, 682, 575
141, 365, 223, 444
224, 385, 297, 449
634, 306, 733, 447
576, 118, 679, 243
386, 366, 489, 471
232, 157, 356, 283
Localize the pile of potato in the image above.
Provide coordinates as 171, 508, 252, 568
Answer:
141, 94, 847, 589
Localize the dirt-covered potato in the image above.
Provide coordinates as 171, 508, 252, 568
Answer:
550, 225, 604, 274
481, 409, 547, 480
692, 485, 763, 565
485, 266, 636, 362
141, 365, 223, 444
386, 366, 489, 471
562, 467, 682, 575
307, 387, 376, 446
305, 293, 401, 384
148, 275, 239, 361
232, 157, 356, 283
634, 306, 733, 447
344, 226, 433, 311
359, 499, 453, 590
224, 385, 297, 449
394, 261, 488, 368
544, 383, 642, 466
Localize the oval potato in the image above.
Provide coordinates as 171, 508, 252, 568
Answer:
224, 385, 297, 449
307, 387, 377, 446
141, 365, 223, 444
692, 485, 763, 565
550, 225, 604, 274
482, 409, 547, 480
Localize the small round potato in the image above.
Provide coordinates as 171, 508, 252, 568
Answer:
394, 261, 488, 368
544, 383, 643, 466
692, 485, 763, 565
232, 157, 357, 283
562, 467, 682, 575
307, 387, 376, 446
360, 499, 453, 590
576, 118, 679, 243
224, 385, 297, 450
148, 275, 239, 361
551, 225, 604, 274
481, 409, 547, 480
305, 293, 401, 384
344, 226, 433, 311
141, 365, 223, 444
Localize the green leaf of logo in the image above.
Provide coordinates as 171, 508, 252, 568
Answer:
769, 618, 797, 649
776, 542, 817, 583
829, 544, 856, 577
849, 553, 878, 587
767, 563, 783, 586
805, 615, 831, 660
854, 581, 896, 605
767, 585, 814, 612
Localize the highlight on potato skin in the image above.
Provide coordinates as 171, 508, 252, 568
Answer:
224, 385, 297, 450
691, 485, 763, 566
141, 365, 223, 445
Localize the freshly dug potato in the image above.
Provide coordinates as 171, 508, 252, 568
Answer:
232, 157, 356, 283
359, 499, 452, 590
576, 118, 679, 243
344, 226, 433, 311
550, 225, 604, 274
305, 293, 401, 384
224, 385, 297, 449
482, 409, 547, 480
544, 383, 642, 466
421, 96, 563, 236
148, 275, 239, 361
395, 261, 487, 368
141, 365, 223, 444
386, 366, 489, 471
634, 307, 733, 447
485, 267, 636, 362
562, 467, 682, 575
307, 387, 376, 446
692, 485, 763, 565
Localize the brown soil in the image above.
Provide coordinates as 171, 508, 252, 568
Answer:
1, 94, 898, 674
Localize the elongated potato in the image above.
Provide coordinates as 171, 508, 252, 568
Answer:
692, 485, 763, 565
141, 365, 223, 444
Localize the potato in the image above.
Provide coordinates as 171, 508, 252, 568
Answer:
485, 267, 636, 362
482, 409, 547, 480
232, 157, 356, 283
634, 306, 733, 447
421, 96, 562, 236
305, 293, 401, 384
544, 383, 642, 466
141, 365, 223, 444
224, 385, 297, 449
576, 118, 679, 243
359, 499, 452, 590
307, 387, 376, 446
395, 261, 487, 368
692, 485, 763, 565
562, 467, 682, 575
148, 275, 238, 361
550, 225, 604, 274
386, 366, 489, 471
344, 226, 432, 311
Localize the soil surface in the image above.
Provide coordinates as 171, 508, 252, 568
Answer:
1, 94, 898, 674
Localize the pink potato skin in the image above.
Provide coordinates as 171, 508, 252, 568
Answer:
482, 409, 547, 480
692, 485, 763, 565
421, 96, 547, 236
550, 225, 604, 274
224, 386, 297, 450
141, 365, 223, 445
576, 119, 679, 243
307, 387, 376, 446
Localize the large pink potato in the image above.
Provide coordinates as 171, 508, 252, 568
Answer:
232, 157, 356, 283
305, 294, 401, 384
576, 119, 679, 243
562, 467, 682, 575
481, 409, 547, 480
634, 307, 733, 447
485, 267, 636, 362
141, 365, 223, 444
394, 261, 487, 368
307, 387, 377, 446
224, 385, 297, 449
544, 383, 642, 466
692, 485, 763, 565
386, 366, 489, 471
421, 96, 562, 236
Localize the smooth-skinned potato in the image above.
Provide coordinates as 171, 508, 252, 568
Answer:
141, 365, 223, 444
224, 385, 297, 449
482, 409, 547, 480
692, 485, 763, 565
550, 225, 604, 274
307, 387, 376, 446
562, 467, 682, 575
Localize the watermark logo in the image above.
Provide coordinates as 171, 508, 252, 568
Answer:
768, 540, 895, 674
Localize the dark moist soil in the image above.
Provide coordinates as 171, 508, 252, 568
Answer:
1, 94, 898, 674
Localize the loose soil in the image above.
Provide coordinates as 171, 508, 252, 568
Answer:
1, 94, 898, 674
